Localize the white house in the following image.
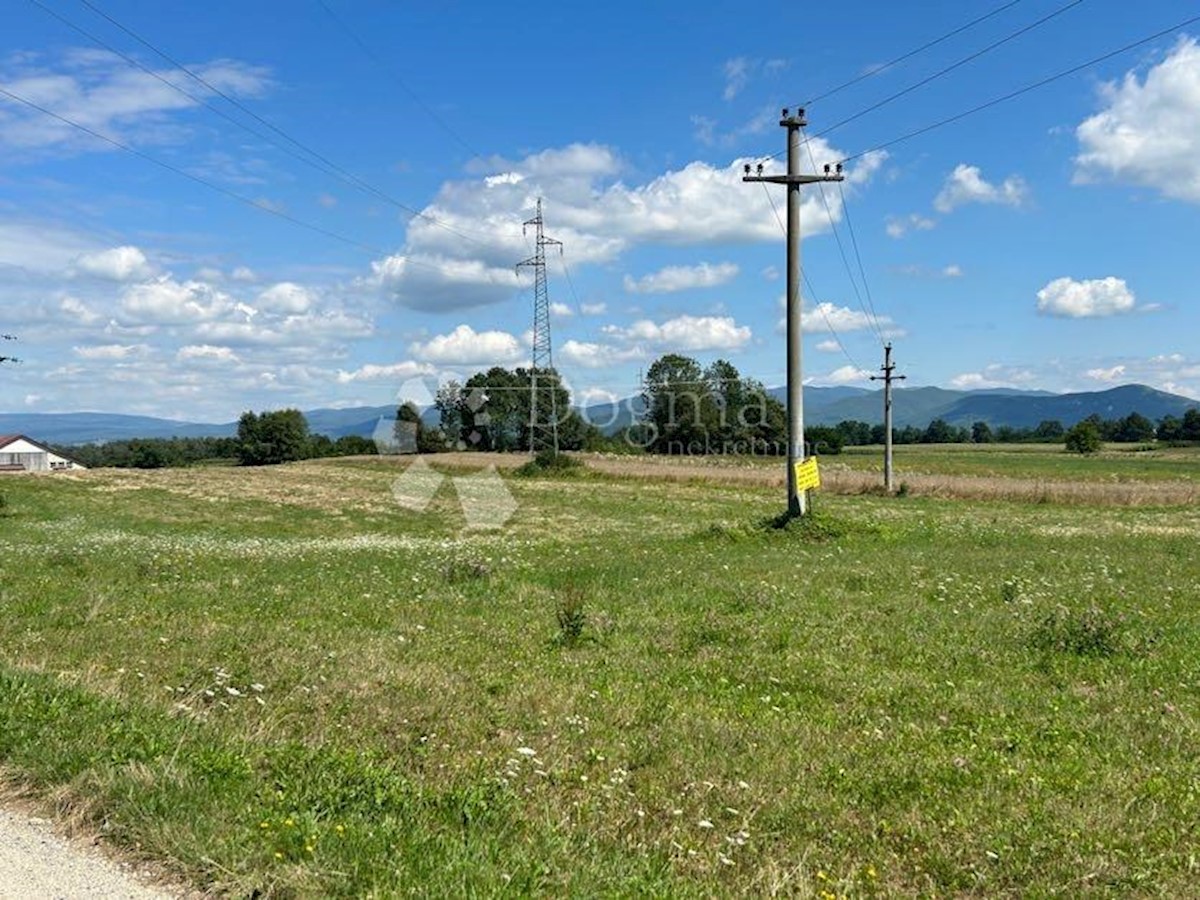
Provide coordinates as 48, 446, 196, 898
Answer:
0, 435, 86, 472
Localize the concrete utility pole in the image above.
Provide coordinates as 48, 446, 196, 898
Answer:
743, 109, 844, 518
870, 342, 906, 492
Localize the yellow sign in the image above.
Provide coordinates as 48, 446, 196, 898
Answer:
793, 457, 821, 492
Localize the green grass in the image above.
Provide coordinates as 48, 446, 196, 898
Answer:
836, 442, 1200, 483
1, 456, 1198, 896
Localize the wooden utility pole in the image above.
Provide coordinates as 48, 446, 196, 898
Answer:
743, 109, 844, 518
870, 342, 905, 492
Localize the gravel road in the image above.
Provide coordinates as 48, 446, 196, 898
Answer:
0, 806, 174, 900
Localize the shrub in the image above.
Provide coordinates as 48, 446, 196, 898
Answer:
441, 557, 491, 584
1027, 605, 1125, 657
515, 450, 583, 477
1064, 421, 1102, 455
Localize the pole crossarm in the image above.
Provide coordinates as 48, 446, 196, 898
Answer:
742, 174, 845, 186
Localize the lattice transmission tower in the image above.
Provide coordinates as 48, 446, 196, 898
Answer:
516, 198, 562, 455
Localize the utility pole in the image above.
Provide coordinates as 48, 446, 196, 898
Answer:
517, 198, 562, 456
744, 109, 844, 518
870, 342, 906, 493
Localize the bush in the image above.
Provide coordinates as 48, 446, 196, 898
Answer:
515, 450, 583, 477
1064, 421, 1102, 455
1027, 605, 1129, 657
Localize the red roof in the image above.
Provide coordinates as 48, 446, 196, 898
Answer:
0, 434, 55, 453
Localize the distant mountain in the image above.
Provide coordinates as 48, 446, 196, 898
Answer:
3, 384, 1195, 445
937, 384, 1197, 429
0, 412, 234, 444
802, 385, 1193, 429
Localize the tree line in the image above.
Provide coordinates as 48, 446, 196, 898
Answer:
50, 356, 1200, 467
58, 413, 377, 469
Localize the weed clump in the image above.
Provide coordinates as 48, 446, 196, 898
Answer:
554, 588, 588, 647
441, 557, 491, 584
759, 509, 852, 541
0, 492, 8, 517
1026, 605, 1149, 658
515, 451, 583, 478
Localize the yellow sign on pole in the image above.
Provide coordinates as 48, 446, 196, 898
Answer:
793, 457, 821, 492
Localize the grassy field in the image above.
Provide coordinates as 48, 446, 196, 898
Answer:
1, 449, 1198, 897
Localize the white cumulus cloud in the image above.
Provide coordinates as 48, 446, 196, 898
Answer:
368, 140, 884, 312
623, 262, 739, 294
72, 342, 148, 360
74, 245, 153, 281
885, 213, 936, 239
409, 324, 525, 365
934, 164, 1027, 213
1085, 364, 1127, 382
602, 314, 751, 351
816, 365, 872, 385
1036, 276, 1138, 318
334, 361, 435, 384
256, 282, 315, 314
1075, 37, 1200, 203
177, 344, 238, 363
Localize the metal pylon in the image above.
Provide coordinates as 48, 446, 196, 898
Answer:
517, 198, 562, 455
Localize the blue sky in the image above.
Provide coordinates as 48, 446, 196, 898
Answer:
2, 0, 1198, 420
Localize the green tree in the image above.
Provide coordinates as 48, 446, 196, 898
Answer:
1033, 419, 1065, 440
1064, 420, 1102, 454
1112, 412, 1155, 443
971, 420, 994, 444
922, 418, 955, 444
836, 420, 873, 446
395, 401, 424, 453
333, 435, 377, 456
1157, 415, 1183, 442
1182, 408, 1200, 442
237, 409, 311, 466
642, 354, 708, 454
435, 381, 465, 448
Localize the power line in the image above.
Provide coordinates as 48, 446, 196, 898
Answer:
800, 130, 884, 346
0, 84, 387, 255
804, 0, 1029, 107
815, 0, 1085, 139
315, 0, 482, 161
760, 182, 865, 374
27, 0, 389, 207
839, 12, 1200, 164
835, 179, 884, 346
71, 0, 486, 246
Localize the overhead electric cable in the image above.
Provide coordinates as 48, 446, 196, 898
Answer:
72, 0, 487, 246
815, 0, 1085, 138
835, 179, 885, 346
764, 0, 1085, 163
0, 85, 386, 255
315, 0, 482, 161
838, 13, 1200, 164
798, 132, 884, 347
760, 183, 866, 374
803, 0, 1029, 106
